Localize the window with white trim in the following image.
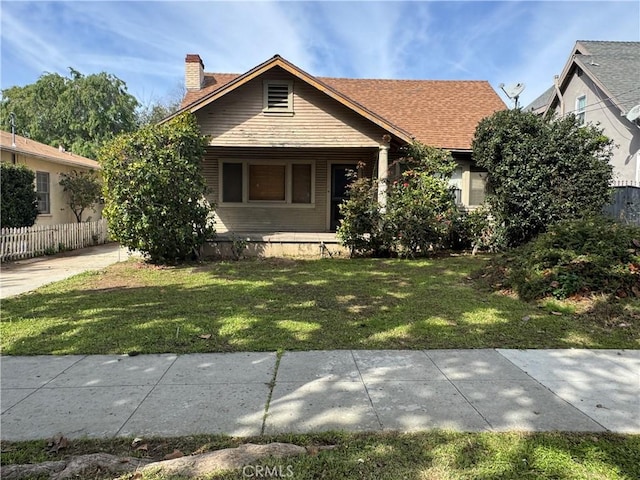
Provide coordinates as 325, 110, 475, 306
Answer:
220, 160, 313, 205
469, 171, 487, 206
575, 95, 586, 125
36, 171, 50, 214
263, 80, 293, 113
449, 167, 463, 205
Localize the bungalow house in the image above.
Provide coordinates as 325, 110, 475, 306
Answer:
0, 130, 102, 225
170, 54, 505, 252
526, 40, 640, 185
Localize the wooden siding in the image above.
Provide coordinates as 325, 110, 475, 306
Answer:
203, 147, 377, 233
196, 67, 389, 148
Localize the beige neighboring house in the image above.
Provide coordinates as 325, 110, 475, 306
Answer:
170, 54, 505, 234
526, 40, 640, 185
0, 130, 102, 225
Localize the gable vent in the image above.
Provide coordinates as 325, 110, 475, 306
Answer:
267, 83, 289, 108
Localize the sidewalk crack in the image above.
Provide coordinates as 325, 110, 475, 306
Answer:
261, 350, 283, 435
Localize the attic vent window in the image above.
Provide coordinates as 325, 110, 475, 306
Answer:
264, 80, 293, 114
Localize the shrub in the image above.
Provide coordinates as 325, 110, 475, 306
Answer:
337, 171, 391, 257
472, 109, 614, 248
337, 142, 459, 257
0, 163, 38, 228
499, 216, 640, 301
100, 113, 214, 263
446, 205, 502, 253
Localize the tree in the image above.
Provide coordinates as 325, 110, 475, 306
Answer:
100, 112, 214, 263
136, 84, 185, 126
1, 163, 38, 228
58, 170, 102, 222
472, 109, 614, 247
1, 69, 139, 159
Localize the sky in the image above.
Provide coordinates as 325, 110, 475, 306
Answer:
1, 1, 638, 110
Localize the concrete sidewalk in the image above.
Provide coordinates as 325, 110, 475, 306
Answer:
1, 349, 638, 440
0, 243, 134, 299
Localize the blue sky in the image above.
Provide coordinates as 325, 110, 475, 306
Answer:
1, 1, 638, 109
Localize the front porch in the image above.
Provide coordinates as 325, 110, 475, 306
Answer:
205, 231, 349, 259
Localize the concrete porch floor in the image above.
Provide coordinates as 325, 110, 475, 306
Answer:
208, 232, 347, 258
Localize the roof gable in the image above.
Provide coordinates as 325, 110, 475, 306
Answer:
0, 130, 100, 170
177, 55, 506, 150
545, 40, 640, 115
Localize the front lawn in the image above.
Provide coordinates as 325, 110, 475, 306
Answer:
2, 432, 639, 480
1, 256, 638, 355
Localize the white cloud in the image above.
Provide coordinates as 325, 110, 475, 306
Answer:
1, 0, 638, 107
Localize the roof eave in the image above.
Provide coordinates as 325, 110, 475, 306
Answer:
0, 144, 101, 170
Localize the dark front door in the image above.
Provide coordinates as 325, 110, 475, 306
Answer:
330, 163, 358, 231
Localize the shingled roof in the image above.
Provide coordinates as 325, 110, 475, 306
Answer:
179, 55, 505, 151
526, 40, 640, 115
0, 130, 100, 170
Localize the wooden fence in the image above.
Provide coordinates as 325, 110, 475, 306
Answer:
1, 218, 109, 262
604, 186, 640, 226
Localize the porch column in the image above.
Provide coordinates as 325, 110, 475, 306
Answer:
377, 143, 390, 209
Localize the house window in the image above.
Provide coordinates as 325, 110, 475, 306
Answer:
222, 163, 243, 202
249, 164, 286, 201
575, 95, 586, 125
469, 172, 486, 206
220, 160, 313, 205
263, 80, 293, 113
292, 164, 312, 203
36, 171, 50, 214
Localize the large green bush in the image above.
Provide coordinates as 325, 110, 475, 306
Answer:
1, 163, 38, 228
473, 110, 614, 248
498, 216, 640, 301
100, 113, 214, 263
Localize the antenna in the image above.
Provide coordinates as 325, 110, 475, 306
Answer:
626, 105, 640, 127
499, 82, 526, 109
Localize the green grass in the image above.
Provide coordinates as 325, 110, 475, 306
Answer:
1, 255, 638, 355
2, 432, 639, 479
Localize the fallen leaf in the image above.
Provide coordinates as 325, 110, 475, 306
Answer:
131, 437, 144, 448
135, 443, 148, 452
521, 315, 531, 322
163, 449, 184, 460
551, 311, 563, 316
198, 334, 212, 340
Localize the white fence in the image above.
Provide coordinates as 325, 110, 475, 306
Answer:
1, 218, 109, 262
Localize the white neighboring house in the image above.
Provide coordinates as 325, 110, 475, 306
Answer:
0, 130, 102, 225
526, 40, 640, 185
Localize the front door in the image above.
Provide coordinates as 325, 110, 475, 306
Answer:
330, 163, 358, 231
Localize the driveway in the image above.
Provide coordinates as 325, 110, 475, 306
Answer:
0, 243, 134, 299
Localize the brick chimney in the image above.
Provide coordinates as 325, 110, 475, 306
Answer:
185, 54, 204, 90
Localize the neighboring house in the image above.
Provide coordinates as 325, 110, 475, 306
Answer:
0, 130, 102, 225
526, 40, 640, 185
171, 54, 505, 234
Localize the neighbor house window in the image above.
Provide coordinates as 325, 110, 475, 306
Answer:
36, 171, 50, 214
263, 80, 293, 113
220, 160, 313, 205
469, 171, 486, 206
576, 95, 586, 125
